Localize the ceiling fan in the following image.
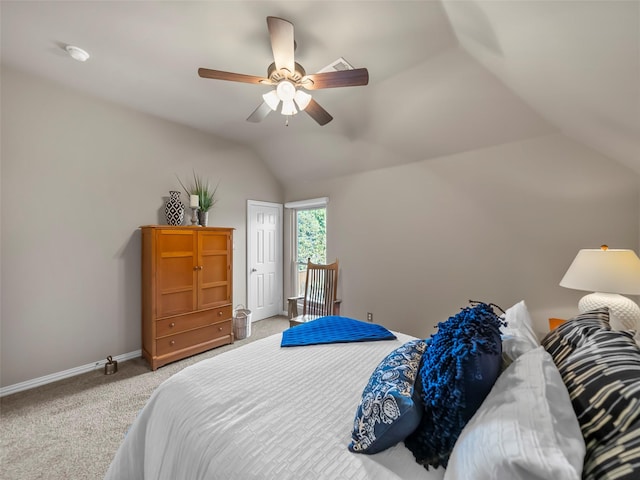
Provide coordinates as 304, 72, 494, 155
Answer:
198, 16, 369, 126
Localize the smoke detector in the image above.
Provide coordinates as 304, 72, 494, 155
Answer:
65, 45, 90, 62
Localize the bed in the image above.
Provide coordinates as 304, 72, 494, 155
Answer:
105, 302, 640, 480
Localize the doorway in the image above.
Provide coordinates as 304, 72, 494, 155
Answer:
247, 200, 283, 321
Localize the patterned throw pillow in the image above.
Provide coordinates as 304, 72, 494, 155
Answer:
541, 307, 610, 367
557, 329, 640, 479
405, 302, 504, 469
585, 418, 640, 480
348, 339, 428, 454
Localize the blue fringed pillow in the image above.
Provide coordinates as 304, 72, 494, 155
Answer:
405, 302, 503, 469
349, 339, 429, 454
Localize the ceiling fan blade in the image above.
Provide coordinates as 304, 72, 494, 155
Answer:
301, 68, 369, 90
267, 16, 295, 74
247, 101, 273, 123
198, 68, 269, 85
304, 99, 333, 126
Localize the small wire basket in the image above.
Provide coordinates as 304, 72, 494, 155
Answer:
233, 304, 252, 340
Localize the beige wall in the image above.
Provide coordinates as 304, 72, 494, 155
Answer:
0, 67, 283, 387
285, 134, 640, 339
2, 66, 639, 390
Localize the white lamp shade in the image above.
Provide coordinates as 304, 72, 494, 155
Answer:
294, 90, 312, 110
262, 90, 280, 111
281, 99, 297, 116
560, 248, 640, 295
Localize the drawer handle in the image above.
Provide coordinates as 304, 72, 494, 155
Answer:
218, 311, 223, 316
169, 340, 176, 346
218, 327, 223, 331
169, 322, 175, 328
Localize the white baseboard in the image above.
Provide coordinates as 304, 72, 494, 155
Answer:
0, 350, 142, 398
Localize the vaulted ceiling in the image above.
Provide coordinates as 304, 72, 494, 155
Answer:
1, 1, 638, 184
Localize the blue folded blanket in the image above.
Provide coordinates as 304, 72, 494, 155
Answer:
281, 316, 397, 347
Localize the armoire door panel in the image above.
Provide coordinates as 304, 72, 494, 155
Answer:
199, 231, 228, 251
199, 285, 229, 307
158, 256, 196, 289
201, 255, 228, 283
158, 229, 197, 252
198, 231, 230, 309
156, 255, 197, 317
158, 290, 195, 318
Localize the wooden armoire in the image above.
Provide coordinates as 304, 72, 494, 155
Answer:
140, 225, 234, 370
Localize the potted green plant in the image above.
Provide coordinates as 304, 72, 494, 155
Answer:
177, 171, 219, 226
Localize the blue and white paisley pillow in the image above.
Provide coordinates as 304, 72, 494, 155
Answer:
348, 339, 428, 454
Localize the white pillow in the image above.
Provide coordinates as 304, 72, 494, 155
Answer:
501, 300, 540, 361
444, 346, 585, 480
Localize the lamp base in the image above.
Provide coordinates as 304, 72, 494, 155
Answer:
578, 292, 640, 333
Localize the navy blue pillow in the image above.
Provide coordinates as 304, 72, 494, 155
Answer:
405, 302, 503, 469
349, 339, 428, 454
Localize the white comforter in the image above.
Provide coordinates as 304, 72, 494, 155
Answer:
105, 332, 444, 480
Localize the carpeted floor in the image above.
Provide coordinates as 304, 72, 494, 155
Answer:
0, 317, 289, 480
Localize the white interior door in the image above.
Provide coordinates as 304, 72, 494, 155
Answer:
247, 201, 283, 321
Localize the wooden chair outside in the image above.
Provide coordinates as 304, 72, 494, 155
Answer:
288, 259, 340, 327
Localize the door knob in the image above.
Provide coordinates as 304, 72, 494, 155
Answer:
251, 268, 257, 273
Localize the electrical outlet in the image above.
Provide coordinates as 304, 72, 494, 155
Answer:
367, 312, 373, 322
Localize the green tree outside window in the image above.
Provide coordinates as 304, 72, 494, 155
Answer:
297, 208, 326, 268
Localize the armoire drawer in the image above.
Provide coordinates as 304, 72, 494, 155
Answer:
156, 305, 232, 338
156, 320, 232, 357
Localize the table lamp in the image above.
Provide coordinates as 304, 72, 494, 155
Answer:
560, 245, 640, 331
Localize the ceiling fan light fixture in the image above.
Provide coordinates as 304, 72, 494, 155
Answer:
197, 16, 367, 126
294, 90, 312, 110
262, 90, 280, 111
281, 99, 297, 116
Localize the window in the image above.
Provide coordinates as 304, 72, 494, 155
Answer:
285, 197, 328, 297
295, 207, 326, 296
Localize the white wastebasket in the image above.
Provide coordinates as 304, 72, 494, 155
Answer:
233, 305, 252, 340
